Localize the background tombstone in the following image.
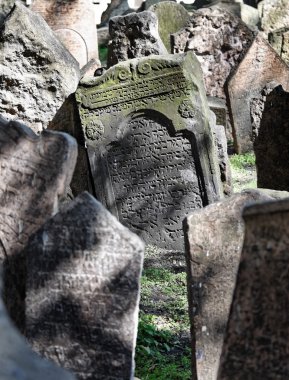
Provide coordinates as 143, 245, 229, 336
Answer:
259, 0, 289, 33
228, 33, 289, 153
268, 28, 289, 65
107, 11, 167, 67
0, 116, 77, 328
76, 52, 223, 250
184, 189, 278, 380
218, 198, 289, 379
25, 192, 144, 380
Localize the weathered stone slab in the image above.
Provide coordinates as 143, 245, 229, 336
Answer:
185, 189, 277, 380
148, 1, 190, 52
228, 33, 289, 153
269, 28, 289, 65
259, 0, 289, 32
0, 272, 75, 380
25, 192, 144, 380
0, 2, 80, 133
107, 11, 167, 68
0, 115, 77, 326
76, 53, 223, 250
218, 198, 289, 379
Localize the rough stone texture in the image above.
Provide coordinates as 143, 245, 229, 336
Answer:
0, 2, 80, 133
259, 0, 289, 32
228, 33, 289, 153
0, 0, 14, 26
101, 0, 134, 26
0, 277, 75, 380
25, 192, 144, 380
218, 199, 289, 380
269, 28, 289, 65
148, 1, 190, 52
185, 189, 275, 380
77, 52, 223, 250
253, 85, 289, 191
0, 115, 77, 327
172, 7, 255, 100
207, 95, 232, 140
107, 11, 167, 68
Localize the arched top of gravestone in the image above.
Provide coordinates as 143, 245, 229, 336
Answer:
148, 1, 190, 52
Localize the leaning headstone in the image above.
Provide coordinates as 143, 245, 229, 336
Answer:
228, 33, 289, 153
259, 0, 289, 33
25, 192, 144, 380
107, 11, 167, 68
185, 189, 276, 380
218, 198, 289, 379
0, 2, 80, 133
76, 52, 223, 250
254, 85, 289, 191
268, 28, 289, 65
0, 115, 77, 327
148, 1, 190, 52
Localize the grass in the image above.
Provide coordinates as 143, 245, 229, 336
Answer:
229, 152, 257, 193
99, 45, 108, 66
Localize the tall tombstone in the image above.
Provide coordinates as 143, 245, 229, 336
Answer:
228, 33, 289, 153
185, 189, 277, 380
25, 192, 144, 380
76, 52, 223, 251
0, 116, 77, 328
218, 198, 289, 379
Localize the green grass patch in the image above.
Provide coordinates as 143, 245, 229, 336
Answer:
99, 45, 108, 65
229, 152, 256, 171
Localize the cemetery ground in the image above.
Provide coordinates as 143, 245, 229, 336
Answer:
135, 152, 256, 380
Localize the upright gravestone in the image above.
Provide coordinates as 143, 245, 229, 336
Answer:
218, 198, 289, 379
25, 192, 144, 380
76, 52, 223, 250
0, 116, 77, 327
185, 189, 275, 380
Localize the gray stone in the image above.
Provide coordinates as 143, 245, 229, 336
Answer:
269, 28, 289, 65
259, 0, 289, 33
228, 33, 289, 153
185, 189, 275, 380
0, 2, 80, 133
76, 53, 223, 250
0, 115, 77, 328
101, 0, 134, 26
25, 192, 144, 380
107, 11, 167, 68
0, 0, 14, 26
218, 198, 289, 379
148, 1, 190, 52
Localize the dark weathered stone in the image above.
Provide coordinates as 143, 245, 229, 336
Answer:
218, 199, 289, 380
185, 189, 275, 380
0, 115, 77, 327
228, 33, 289, 153
25, 192, 144, 380
148, 1, 190, 52
107, 11, 167, 68
269, 28, 289, 65
0, 2, 80, 133
253, 85, 289, 191
76, 53, 223, 250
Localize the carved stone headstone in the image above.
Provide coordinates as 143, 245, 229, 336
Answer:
148, 1, 190, 52
0, 2, 80, 133
25, 192, 144, 380
228, 33, 289, 153
0, 116, 77, 327
107, 11, 167, 68
268, 28, 289, 65
185, 189, 275, 380
76, 53, 223, 250
218, 199, 289, 379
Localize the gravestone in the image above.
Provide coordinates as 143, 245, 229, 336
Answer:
148, 1, 190, 52
76, 52, 223, 250
0, 272, 75, 380
254, 85, 289, 191
107, 11, 167, 68
259, 0, 289, 32
25, 192, 144, 380
228, 33, 289, 153
269, 28, 289, 65
0, 2, 80, 133
185, 189, 275, 380
0, 116, 77, 327
218, 198, 289, 379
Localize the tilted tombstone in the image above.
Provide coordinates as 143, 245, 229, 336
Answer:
185, 189, 278, 380
107, 11, 167, 68
218, 198, 289, 379
76, 52, 223, 250
25, 192, 144, 380
0, 116, 77, 328
228, 33, 289, 153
